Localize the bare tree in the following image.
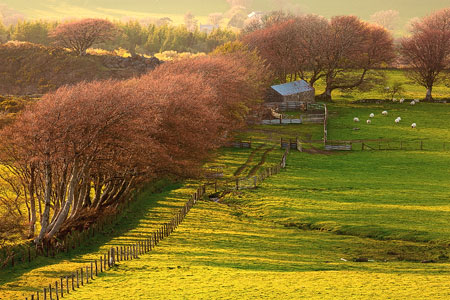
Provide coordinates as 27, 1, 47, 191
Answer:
209, 13, 223, 27
49, 19, 117, 56
400, 8, 450, 101
184, 11, 198, 32
370, 10, 400, 31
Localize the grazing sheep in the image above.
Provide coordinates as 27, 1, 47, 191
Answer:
410, 100, 416, 105
399, 98, 405, 103
392, 98, 397, 102
382, 111, 388, 116
353, 117, 360, 122
395, 118, 401, 123
415, 99, 420, 103
397, 117, 402, 121
411, 123, 417, 128
366, 119, 371, 124
369, 113, 375, 118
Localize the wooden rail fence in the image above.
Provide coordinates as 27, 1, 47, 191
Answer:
0, 197, 133, 271
23, 185, 205, 300
22, 144, 291, 300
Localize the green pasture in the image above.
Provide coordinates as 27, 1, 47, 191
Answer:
0, 144, 280, 299
2, 100, 450, 299
327, 102, 450, 144
314, 69, 450, 102
61, 101, 450, 299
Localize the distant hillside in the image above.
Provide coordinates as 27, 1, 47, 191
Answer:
0, 41, 161, 95
2, 0, 448, 30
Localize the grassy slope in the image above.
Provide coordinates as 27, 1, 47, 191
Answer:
0, 147, 282, 299
314, 69, 450, 102
26, 102, 450, 300
2, 77, 450, 298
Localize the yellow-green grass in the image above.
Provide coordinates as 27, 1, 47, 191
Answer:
0, 181, 194, 299
314, 69, 450, 102
3, 102, 450, 299
237, 123, 324, 144
230, 150, 450, 245
327, 102, 450, 148
55, 102, 450, 299
0, 145, 278, 299
59, 194, 450, 300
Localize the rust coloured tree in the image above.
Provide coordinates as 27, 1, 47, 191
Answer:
49, 18, 117, 56
400, 8, 450, 101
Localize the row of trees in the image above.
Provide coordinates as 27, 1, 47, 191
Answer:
0, 19, 238, 56
242, 8, 450, 101
0, 45, 270, 248
243, 14, 395, 100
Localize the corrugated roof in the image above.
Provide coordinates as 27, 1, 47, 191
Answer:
271, 80, 314, 96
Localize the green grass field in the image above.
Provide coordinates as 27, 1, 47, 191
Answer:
314, 69, 450, 102
3, 101, 450, 299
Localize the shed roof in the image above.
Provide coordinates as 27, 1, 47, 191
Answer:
271, 80, 314, 96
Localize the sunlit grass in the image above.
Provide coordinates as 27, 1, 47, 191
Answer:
3, 102, 450, 299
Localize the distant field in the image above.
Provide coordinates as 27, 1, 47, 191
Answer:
3, 0, 448, 32
314, 69, 450, 102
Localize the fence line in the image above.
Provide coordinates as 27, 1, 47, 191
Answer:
323, 104, 328, 145
0, 197, 134, 270
22, 144, 291, 300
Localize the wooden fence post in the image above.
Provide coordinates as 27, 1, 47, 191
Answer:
43, 288, 47, 300
80, 268, 83, 286
55, 281, 58, 300
86, 265, 89, 283
60, 277, 63, 298
110, 247, 115, 266
76, 270, 79, 288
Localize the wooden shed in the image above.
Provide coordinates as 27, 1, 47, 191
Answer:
267, 80, 315, 103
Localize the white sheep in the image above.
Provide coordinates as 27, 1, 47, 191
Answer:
392, 98, 397, 102
411, 123, 417, 128
410, 100, 416, 105
382, 111, 388, 116
353, 117, 360, 122
366, 119, 371, 124
415, 99, 420, 103
395, 118, 401, 124
369, 113, 375, 118
397, 117, 402, 121
399, 98, 405, 103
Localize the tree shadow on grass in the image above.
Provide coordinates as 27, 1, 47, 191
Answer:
0, 181, 186, 290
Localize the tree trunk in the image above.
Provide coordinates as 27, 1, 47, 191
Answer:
27, 166, 36, 239
425, 87, 433, 101
35, 159, 52, 246
318, 86, 333, 102
129, 45, 137, 58
46, 159, 80, 239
